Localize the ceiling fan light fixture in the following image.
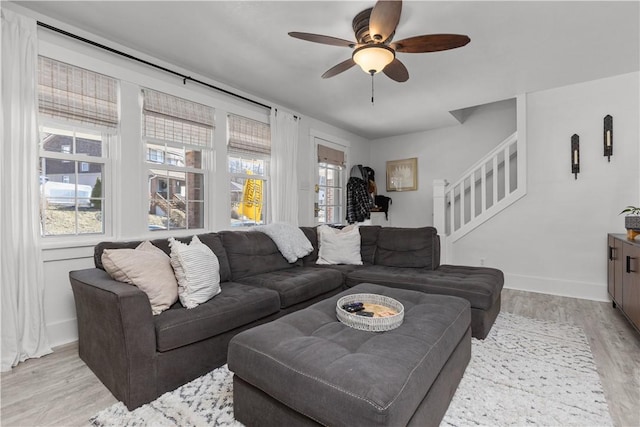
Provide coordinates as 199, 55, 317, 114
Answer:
352, 45, 395, 75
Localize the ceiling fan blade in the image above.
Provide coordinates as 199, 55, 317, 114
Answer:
321, 58, 356, 79
369, 0, 402, 43
391, 34, 470, 53
383, 58, 409, 82
289, 32, 355, 48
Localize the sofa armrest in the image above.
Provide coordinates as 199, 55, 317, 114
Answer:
69, 268, 157, 409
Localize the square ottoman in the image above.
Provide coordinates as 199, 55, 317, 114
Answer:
228, 282, 471, 427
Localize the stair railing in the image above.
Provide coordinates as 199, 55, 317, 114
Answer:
434, 131, 526, 247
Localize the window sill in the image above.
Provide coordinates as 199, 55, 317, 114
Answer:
40, 235, 112, 251
40, 227, 215, 252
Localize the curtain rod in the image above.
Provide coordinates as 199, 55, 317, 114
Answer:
36, 21, 275, 112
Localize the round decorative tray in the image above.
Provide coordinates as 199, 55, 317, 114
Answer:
336, 293, 404, 332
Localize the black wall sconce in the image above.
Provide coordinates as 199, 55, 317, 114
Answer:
571, 134, 580, 179
604, 114, 613, 161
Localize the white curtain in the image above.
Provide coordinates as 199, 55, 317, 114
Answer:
1, 8, 52, 371
270, 109, 300, 225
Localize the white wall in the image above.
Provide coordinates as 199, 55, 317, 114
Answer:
453, 72, 640, 301
369, 99, 517, 227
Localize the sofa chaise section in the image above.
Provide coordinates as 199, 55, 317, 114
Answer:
337, 226, 502, 339
345, 264, 503, 339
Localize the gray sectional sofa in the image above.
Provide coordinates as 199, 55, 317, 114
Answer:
69, 225, 503, 410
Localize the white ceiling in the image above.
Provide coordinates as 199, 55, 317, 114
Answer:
14, 1, 640, 139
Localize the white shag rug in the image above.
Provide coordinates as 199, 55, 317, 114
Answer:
91, 312, 612, 427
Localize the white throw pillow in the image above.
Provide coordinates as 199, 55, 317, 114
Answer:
169, 236, 221, 308
101, 241, 178, 315
316, 224, 363, 265
253, 222, 313, 263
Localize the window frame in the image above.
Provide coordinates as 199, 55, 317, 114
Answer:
314, 137, 348, 226
144, 136, 210, 232
227, 113, 271, 228
317, 161, 344, 225
38, 119, 113, 238
142, 89, 214, 233
36, 55, 119, 241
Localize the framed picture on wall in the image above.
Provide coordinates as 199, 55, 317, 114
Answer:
386, 157, 418, 191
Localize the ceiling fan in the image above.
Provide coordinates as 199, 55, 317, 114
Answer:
289, 0, 470, 83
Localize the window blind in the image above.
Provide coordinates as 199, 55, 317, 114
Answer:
142, 89, 215, 147
228, 114, 271, 156
38, 56, 119, 128
318, 144, 345, 167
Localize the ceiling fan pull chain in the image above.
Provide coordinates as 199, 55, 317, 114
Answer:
371, 72, 375, 105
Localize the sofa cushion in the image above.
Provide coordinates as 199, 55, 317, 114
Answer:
228, 283, 471, 427
316, 225, 362, 265
220, 231, 293, 280
359, 225, 381, 265
189, 233, 232, 283
94, 232, 232, 283
313, 263, 362, 275
169, 236, 221, 308
345, 264, 504, 310
154, 282, 280, 352
95, 241, 141, 269
253, 222, 313, 263
236, 267, 344, 308
101, 241, 178, 315
299, 226, 319, 266
300, 225, 381, 266
374, 227, 438, 269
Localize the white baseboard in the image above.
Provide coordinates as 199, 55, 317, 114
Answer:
504, 272, 609, 302
46, 318, 78, 348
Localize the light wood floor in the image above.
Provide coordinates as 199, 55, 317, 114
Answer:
2, 289, 639, 427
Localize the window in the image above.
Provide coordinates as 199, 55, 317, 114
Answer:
228, 114, 270, 227
37, 57, 117, 236
142, 89, 214, 231
317, 144, 345, 224
39, 126, 109, 236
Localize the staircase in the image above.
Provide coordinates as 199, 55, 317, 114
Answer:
434, 131, 526, 249
151, 192, 187, 226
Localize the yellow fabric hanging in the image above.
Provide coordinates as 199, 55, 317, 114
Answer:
240, 170, 263, 222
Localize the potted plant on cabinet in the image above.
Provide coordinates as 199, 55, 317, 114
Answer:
620, 205, 640, 239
